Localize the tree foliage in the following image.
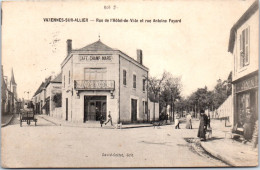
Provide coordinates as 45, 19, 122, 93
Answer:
53, 93, 62, 107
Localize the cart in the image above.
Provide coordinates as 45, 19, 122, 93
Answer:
20, 109, 37, 127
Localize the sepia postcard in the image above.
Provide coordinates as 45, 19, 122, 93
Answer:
1, 0, 259, 168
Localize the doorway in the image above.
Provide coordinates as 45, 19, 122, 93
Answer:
131, 99, 137, 122
84, 96, 107, 122
66, 98, 68, 121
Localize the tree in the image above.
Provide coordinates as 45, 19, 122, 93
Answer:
146, 72, 167, 122
212, 79, 228, 109
53, 93, 62, 107
227, 71, 232, 96
160, 72, 182, 122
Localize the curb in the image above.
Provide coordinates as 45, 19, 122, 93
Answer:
37, 115, 61, 126
1, 114, 15, 128
38, 115, 161, 129
200, 141, 236, 166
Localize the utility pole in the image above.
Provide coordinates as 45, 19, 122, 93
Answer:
24, 91, 30, 102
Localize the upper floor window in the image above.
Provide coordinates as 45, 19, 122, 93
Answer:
143, 79, 146, 92
123, 70, 127, 85
133, 74, 136, 89
84, 68, 107, 80
240, 26, 250, 68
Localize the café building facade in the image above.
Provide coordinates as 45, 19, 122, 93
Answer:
61, 39, 149, 124
228, 0, 258, 136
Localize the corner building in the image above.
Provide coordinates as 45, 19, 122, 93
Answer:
228, 0, 258, 136
61, 39, 149, 124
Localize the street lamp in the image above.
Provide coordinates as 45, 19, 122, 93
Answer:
24, 91, 30, 101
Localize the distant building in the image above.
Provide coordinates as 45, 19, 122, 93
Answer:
45, 73, 62, 118
228, 0, 259, 136
32, 73, 62, 115
1, 66, 18, 114
32, 76, 52, 114
61, 39, 149, 124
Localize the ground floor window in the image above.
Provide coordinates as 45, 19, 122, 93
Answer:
236, 89, 258, 139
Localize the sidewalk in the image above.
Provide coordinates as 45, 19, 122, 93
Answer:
200, 120, 258, 167
1, 114, 15, 127
37, 114, 154, 129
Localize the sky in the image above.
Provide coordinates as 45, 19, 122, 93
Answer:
1, 0, 255, 99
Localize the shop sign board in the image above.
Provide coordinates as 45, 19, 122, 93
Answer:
236, 75, 258, 93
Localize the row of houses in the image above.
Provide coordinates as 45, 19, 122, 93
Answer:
1, 66, 19, 115
32, 72, 62, 118
32, 39, 159, 124
217, 0, 259, 139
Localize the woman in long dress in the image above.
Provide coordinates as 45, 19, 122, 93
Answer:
197, 110, 208, 141
186, 113, 192, 129
174, 114, 180, 129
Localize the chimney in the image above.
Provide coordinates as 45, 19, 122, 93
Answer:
67, 39, 72, 56
137, 49, 143, 65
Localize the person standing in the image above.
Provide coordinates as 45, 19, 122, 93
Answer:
99, 114, 104, 127
243, 107, 254, 143
186, 113, 192, 129
175, 114, 180, 129
207, 114, 211, 128
104, 111, 113, 126
252, 120, 258, 148
197, 110, 208, 141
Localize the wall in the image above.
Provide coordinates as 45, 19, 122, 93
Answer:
62, 55, 73, 121
217, 95, 234, 126
62, 51, 120, 123
46, 82, 62, 117
233, 10, 259, 81
148, 100, 159, 121
119, 54, 148, 123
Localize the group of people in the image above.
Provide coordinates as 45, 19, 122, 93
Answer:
99, 111, 113, 127
174, 110, 210, 142
197, 110, 210, 141
174, 112, 193, 129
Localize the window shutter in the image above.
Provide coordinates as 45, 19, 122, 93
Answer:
245, 26, 250, 65
240, 34, 242, 68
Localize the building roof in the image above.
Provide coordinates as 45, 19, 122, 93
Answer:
33, 76, 52, 97
228, 0, 259, 53
74, 40, 115, 51
10, 68, 17, 85
33, 82, 44, 97
51, 72, 62, 83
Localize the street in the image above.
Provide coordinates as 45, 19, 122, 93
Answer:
1, 115, 228, 168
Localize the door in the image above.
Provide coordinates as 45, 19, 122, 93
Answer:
131, 99, 137, 122
88, 102, 96, 120
96, 101, 102, 121
101, 101, 107, 121
84, 96, 107, 122
66, 98, 68, 121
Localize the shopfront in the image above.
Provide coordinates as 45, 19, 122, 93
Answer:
84, 96, 107, 122
233, 73, 258, 137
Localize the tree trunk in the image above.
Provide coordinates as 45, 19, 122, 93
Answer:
153, 101, 155, 122
172, 102, 175, 122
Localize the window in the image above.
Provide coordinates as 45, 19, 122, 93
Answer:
143, 101, 148, 114
84, 68, 107, 80
240, 26, 250, 68
123, 70, 127, 85
133, 74, 136, 88
69, 71, 70, 84
143, 79, 146, 92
